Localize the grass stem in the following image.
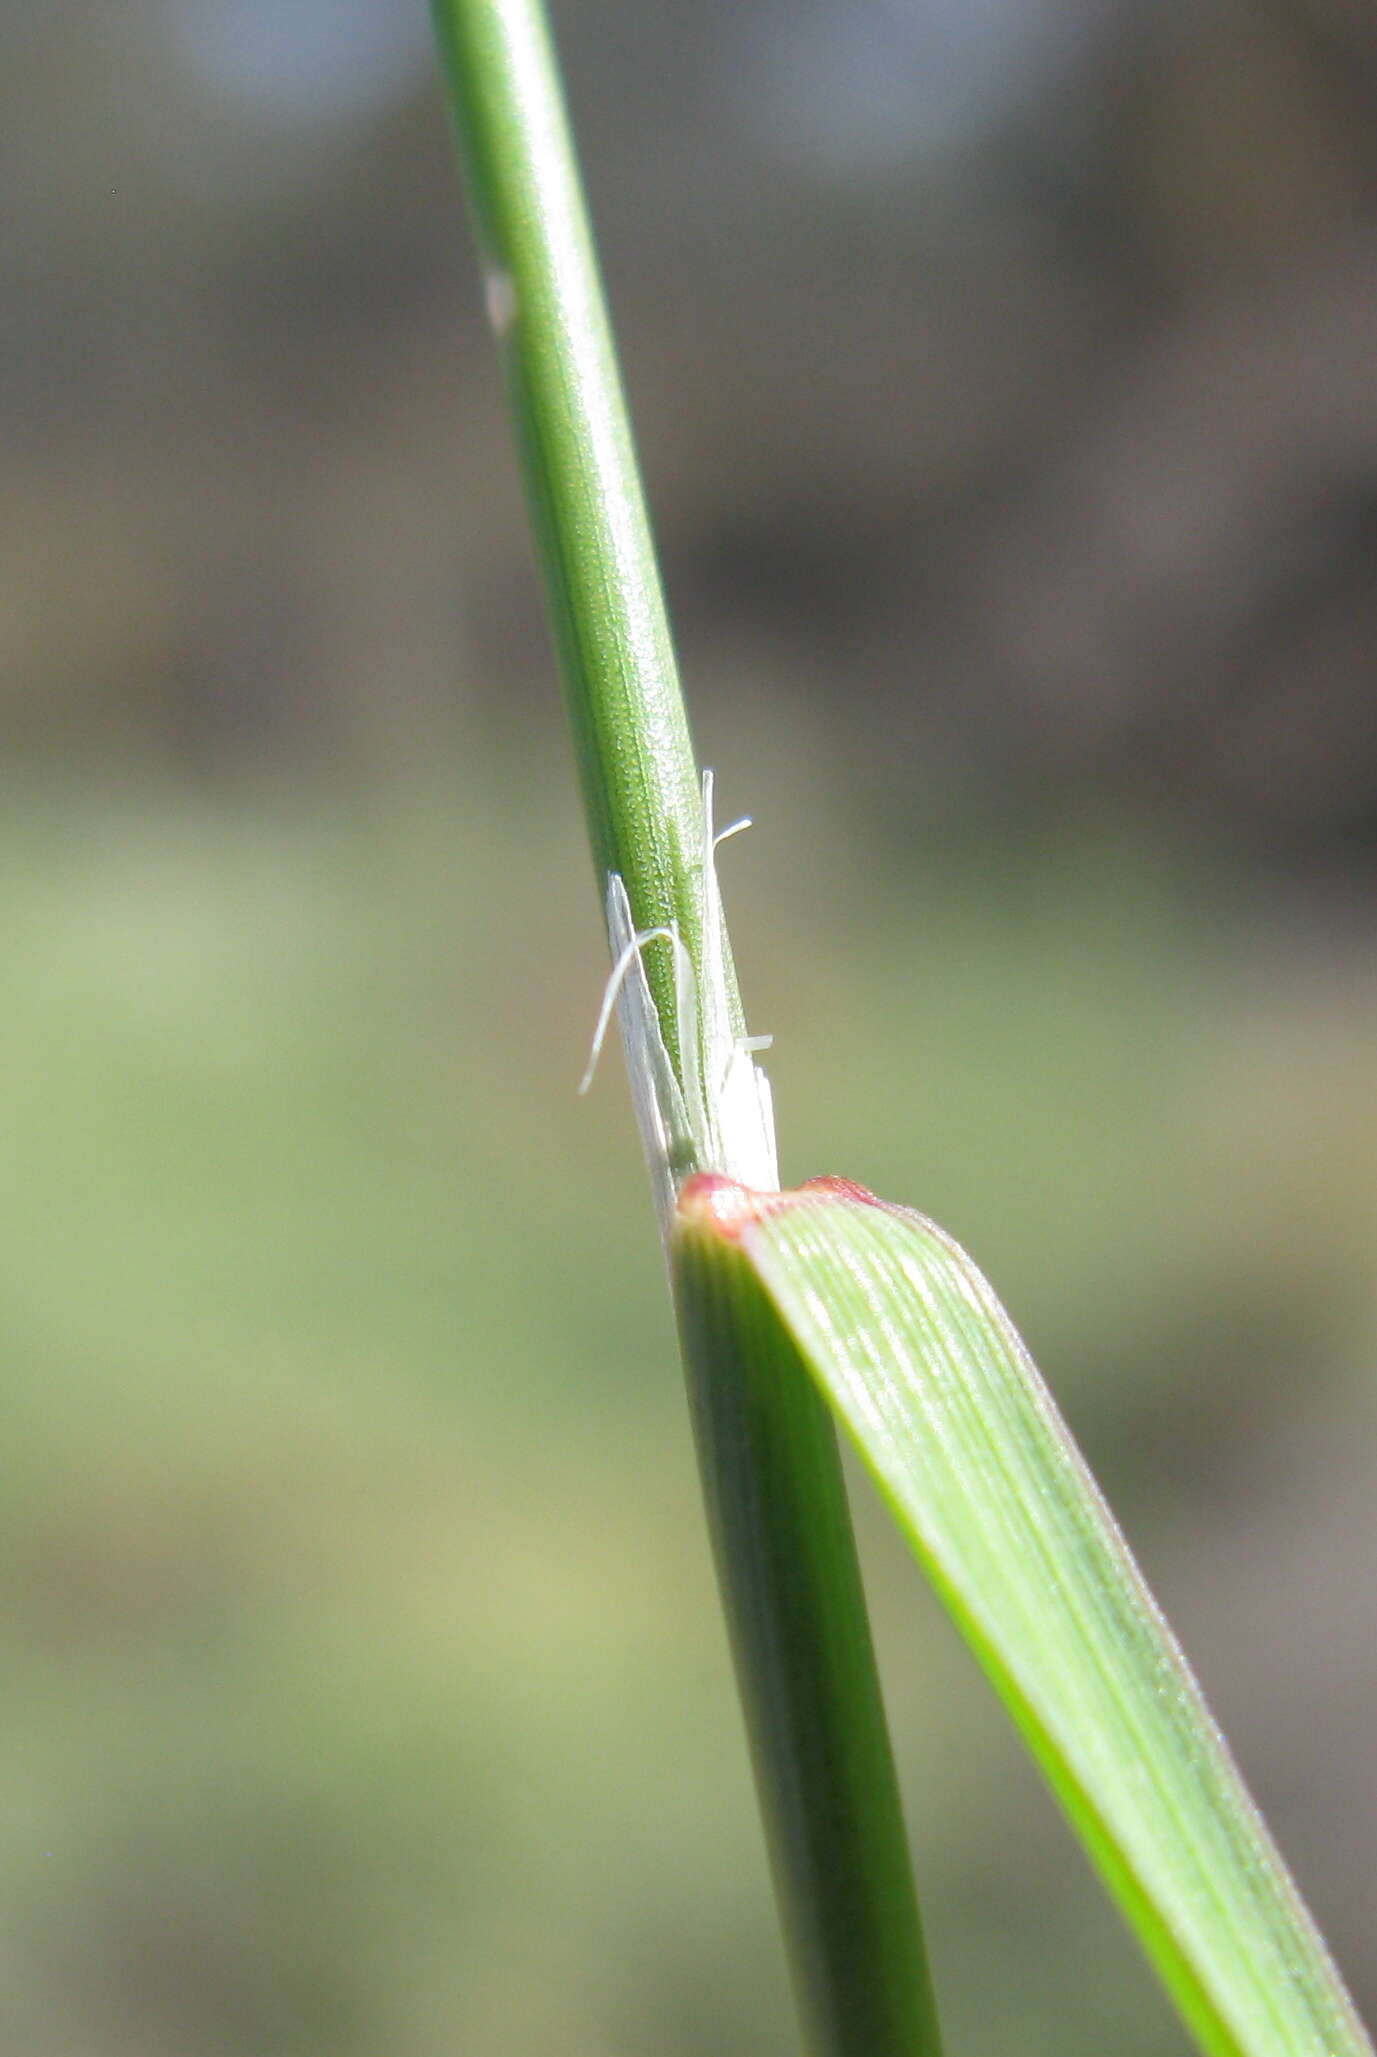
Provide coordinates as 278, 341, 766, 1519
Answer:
430, 4, 944, 2048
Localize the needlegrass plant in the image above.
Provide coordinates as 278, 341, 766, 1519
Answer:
430, 3, 1374, 2052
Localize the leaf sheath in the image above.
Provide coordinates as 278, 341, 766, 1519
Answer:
673, 1211, 944, 2057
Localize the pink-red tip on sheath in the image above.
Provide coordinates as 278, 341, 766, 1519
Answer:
676, 1171, 885, 1240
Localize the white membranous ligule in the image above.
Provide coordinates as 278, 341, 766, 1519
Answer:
581, 772, 779, 1234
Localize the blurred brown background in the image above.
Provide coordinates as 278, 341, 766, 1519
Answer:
1, 2, 1375, 2051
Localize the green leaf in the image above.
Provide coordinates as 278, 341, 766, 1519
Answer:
673, 1174, 1372, 2057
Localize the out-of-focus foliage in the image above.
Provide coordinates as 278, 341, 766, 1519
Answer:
1, 3, 1375, 2052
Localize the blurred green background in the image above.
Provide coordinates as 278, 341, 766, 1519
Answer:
3, 2, 1376, 2051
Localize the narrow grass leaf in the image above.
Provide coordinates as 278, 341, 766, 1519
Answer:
673, 1174, 1373, 2057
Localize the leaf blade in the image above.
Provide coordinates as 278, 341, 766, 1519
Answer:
676, 1175, 1371, 2057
